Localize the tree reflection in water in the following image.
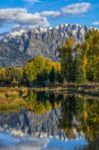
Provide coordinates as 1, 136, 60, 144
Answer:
58, 94, 99, 142
0, 88, 99, 149
24, 90, 99, 143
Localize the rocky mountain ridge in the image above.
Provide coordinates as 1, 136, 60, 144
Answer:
0, 24, 89, 67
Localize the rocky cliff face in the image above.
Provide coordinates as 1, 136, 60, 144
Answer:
0, 24, 88, 67
0, 41, 30, 67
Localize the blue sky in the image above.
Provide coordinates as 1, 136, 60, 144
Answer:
0, 0, 99, 33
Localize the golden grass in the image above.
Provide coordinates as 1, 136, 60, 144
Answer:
0, 87, 26, 111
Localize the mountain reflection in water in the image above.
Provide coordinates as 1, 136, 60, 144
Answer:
0, 90, 99, 150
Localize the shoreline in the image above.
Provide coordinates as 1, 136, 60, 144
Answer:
0, 83, 99, 96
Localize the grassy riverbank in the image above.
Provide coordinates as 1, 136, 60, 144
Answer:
0, 83, 99, 110
0, 83, 99, 96
29, 83, 99, 96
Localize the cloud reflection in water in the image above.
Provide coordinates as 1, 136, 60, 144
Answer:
0, 132, 87, 150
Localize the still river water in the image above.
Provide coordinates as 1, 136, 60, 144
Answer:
0, 89, 98, 150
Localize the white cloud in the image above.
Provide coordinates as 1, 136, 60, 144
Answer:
93, 21, 99, 25
17, 12, 49, 26
40, 11, 61, 17
62, 3, 91, 15
0, 8, 26, 21
24, 0, 40, 3
0, 8, 49, 28
0, 2, 92, 30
